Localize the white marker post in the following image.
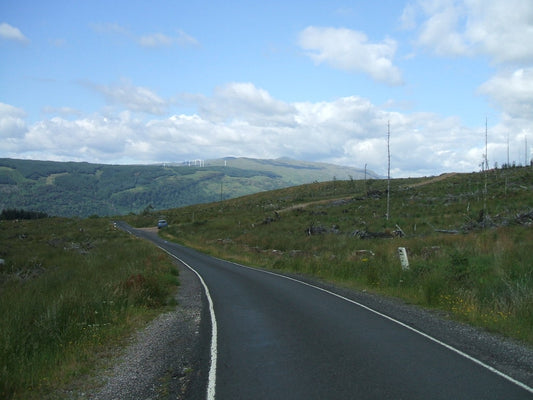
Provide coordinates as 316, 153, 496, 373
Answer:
398, 247, 409, 270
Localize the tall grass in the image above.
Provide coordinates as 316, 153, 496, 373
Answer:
0, 218, 179, 399
139, 166, 533, 345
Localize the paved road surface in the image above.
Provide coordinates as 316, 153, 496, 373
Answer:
118, 223, 532, 400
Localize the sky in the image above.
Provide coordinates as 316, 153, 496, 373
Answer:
1, 0, 532, 177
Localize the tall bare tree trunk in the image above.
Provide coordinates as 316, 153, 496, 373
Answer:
386, 121, 391, 222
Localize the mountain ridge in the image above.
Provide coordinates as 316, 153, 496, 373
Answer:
0, 157, 380, 217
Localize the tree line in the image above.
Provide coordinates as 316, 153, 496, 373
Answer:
0, 208, 49, 220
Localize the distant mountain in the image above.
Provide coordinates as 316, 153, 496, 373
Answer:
0, 157, 380, 217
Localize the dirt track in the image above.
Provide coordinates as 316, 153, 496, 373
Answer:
407, 172, 458, 188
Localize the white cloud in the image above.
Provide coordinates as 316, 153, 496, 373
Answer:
400, 3, 418, 30
139, 33, 174, 47
416, 1, 468, 56
298, 26, 403, 86
0, 22, 29, 43
464, 0, 533, 64
91, 22, 199, 49
404, 0, 533, 135
478, 68, 533, 119
405, 0, 533, 64
90, 22, 130, 36
138, 30, 198, 48
42, 106, 82, 117
17, 112, 143, 162
175, 30, 199, 47
195, 82, 296, 126
0, 103, 28, 139
1, 84, 525, 176
89, 80, 168, 115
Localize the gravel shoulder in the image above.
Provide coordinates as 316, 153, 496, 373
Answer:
86, 260, 204, 400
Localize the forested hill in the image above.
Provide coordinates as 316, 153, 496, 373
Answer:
0, 157, 379, 217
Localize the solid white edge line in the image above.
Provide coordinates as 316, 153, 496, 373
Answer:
223, 258, 533, 395
158, 247, 218, 400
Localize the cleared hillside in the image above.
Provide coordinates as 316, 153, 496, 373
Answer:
129, 165, 533, 345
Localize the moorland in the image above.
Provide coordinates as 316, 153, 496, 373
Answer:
1, 162, 532, 399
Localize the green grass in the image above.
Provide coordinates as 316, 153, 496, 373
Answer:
0, 217, 179, 399
129, 166, 533, 346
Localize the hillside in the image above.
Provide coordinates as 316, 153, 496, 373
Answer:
128, 165, 533, 345
1, 164, 531, 398
0, 157, 378, 217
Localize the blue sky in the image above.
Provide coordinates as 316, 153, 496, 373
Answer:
1, 0, 532, 177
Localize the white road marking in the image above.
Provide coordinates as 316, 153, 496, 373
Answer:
121, 224, 532, 396
118, 224, 218, 399
225, 259, 533, 395
158, 247, 218, 400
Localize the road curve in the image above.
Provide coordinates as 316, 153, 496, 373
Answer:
117, 223, 532, 400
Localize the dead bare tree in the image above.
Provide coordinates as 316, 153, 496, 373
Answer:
386, 121, 391, 222
482, 118, 489, 227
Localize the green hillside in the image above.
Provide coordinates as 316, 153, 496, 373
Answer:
0, 157, 378, 217
129, 165, 533, 345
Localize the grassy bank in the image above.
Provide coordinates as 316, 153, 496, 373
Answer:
0, 218, 179, 399
132, 166, 533, 345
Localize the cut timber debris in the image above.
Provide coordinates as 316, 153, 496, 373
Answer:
394, 224, 406, 237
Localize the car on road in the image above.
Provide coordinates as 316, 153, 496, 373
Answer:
157, 219, 168, 229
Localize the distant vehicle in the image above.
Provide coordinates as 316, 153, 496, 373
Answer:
157, 219, 168, 229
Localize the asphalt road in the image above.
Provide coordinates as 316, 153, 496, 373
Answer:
118, 223, 533, 400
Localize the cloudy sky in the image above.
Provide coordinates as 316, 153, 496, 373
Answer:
1, 0, 532, 177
